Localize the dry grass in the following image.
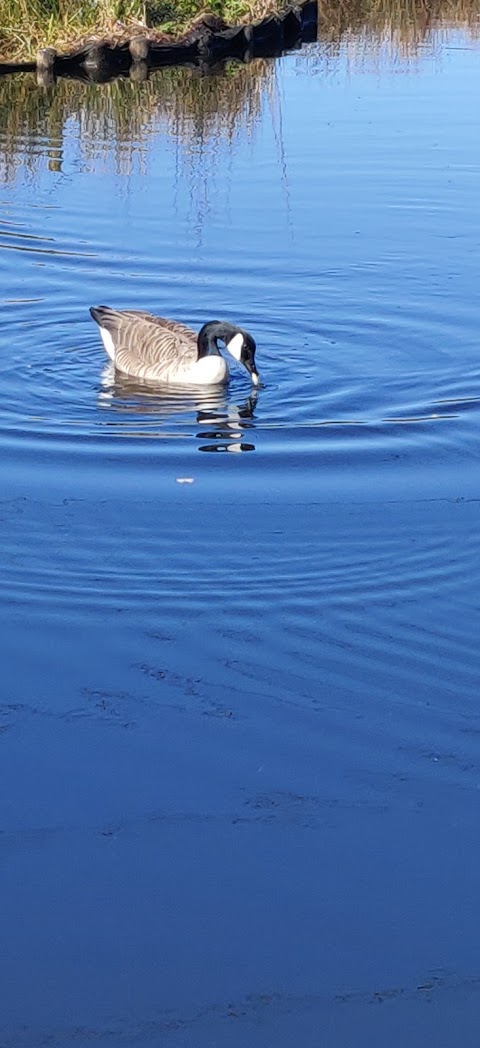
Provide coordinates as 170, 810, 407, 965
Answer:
0, 1, 151, 60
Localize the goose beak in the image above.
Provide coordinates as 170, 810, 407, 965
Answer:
243, 359, 259, 385
242, 356, 259, 385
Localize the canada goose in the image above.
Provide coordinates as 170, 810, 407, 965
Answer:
89, 306, 259, 386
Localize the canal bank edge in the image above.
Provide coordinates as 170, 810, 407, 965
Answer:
0, 4, 317, 82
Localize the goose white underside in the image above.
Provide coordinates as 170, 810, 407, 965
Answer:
178, 355, 229, 385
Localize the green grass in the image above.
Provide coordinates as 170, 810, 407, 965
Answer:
0, 0, 139, 59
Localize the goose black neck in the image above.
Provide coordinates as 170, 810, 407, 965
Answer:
197, 321, 238, 359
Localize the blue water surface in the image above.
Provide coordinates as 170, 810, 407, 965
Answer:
1, 21, 480, 1047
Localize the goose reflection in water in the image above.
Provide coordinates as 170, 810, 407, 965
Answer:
97, 363, 258, 452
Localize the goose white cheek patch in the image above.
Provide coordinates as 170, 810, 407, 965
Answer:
227, 332, 244, 361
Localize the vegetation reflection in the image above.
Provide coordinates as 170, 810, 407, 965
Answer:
316, 0, 480, 52
0, 59, 276, 182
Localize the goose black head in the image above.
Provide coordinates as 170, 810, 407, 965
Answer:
197, 321, 259, 386
227, 329, 259, 386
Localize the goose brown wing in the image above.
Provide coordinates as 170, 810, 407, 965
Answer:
92, 307, 197, 380
118, 310, 196, 342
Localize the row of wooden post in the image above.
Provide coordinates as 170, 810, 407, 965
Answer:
29, 3, 317, 84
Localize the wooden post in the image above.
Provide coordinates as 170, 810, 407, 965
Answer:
36, 47, 56, 72
83, 43, 108, 73
129, 36, 150, 62
36, 68, 55, 88
130, 59, 148, 81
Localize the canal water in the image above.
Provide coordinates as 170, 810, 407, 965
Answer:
1, 10, 480, 1046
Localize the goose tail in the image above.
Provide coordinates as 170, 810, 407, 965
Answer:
89, 305, 119, 362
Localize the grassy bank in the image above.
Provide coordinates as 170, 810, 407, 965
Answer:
1, 0, 479, 60
0, 0, 278, 60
